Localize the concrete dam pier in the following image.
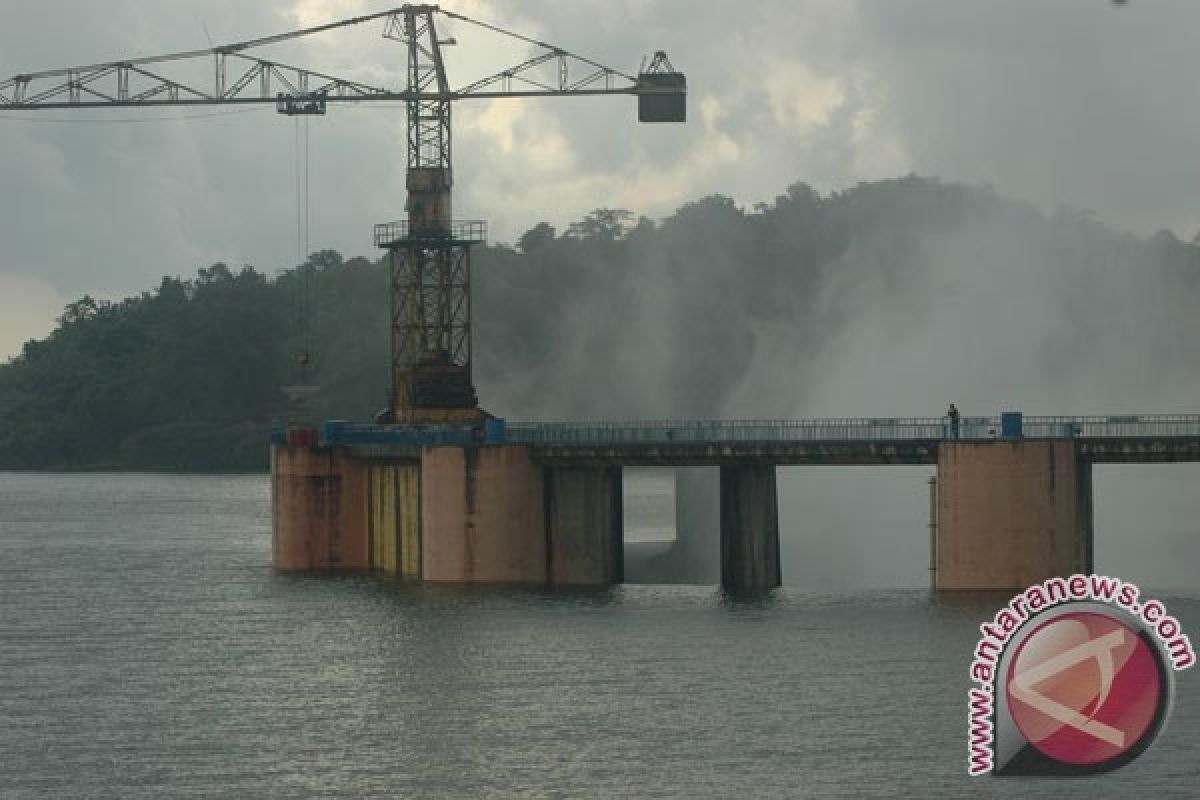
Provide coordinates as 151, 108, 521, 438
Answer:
272, 414, 1200, 592
934, 440, 1092, 589
273, 436, 625, 586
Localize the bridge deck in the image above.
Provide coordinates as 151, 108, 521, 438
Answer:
523, 440, 940, 466
307, 415, 1200, 466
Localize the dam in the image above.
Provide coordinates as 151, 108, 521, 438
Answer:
272, 413, 1200, 591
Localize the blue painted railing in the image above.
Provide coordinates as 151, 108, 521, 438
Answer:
317, 420, 477, 447
296, 414, 1200, 448
505, 415, 1200, 445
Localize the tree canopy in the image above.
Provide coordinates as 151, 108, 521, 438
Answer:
2, 175, 1198, 471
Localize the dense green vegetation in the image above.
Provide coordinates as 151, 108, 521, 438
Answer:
0, 252, 388, 471
2, 175, 1198, 471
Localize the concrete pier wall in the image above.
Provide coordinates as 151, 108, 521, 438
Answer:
719, 465, 781, 592
271, 438, 1098, 590
274, 444, 625, 585
936, 440, 1093, 590
272, 444, 369, 570
421, 446, 548, 583
545, 467, 623, 586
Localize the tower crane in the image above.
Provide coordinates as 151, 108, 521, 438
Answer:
0, 4, 686, 423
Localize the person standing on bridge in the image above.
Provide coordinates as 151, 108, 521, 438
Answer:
947, 403, 960, 439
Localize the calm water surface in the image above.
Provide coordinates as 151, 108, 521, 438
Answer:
0, 473, 1196, 799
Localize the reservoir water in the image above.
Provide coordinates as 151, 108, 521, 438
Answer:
0, 472, 1196, 798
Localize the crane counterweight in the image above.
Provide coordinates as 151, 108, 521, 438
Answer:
637, 51, 687, 123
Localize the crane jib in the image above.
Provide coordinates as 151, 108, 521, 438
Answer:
0, 86, 686, 112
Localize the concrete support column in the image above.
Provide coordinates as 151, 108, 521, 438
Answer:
719, 465, 781, 592
421, 445, 547, 583
545, 467, 624, 586
272, 444, 368, 570
1075, 459, 1094, 576
936, 441, 1093, 590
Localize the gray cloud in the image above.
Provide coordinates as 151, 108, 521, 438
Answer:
2, 1, 1186, 355
860, 0, 1200, 235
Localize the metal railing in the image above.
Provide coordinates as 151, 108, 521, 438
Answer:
303, 414, 1200, 448
502, 414, 1200, 446
316, 421, 476, 447
505, 417, 950, 445
1019, 415, 1200, 439
374, 219, 487, 247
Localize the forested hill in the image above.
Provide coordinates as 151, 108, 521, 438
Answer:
2, 175, 1199, 472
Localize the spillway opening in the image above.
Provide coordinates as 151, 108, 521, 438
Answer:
776, 466, 933, 590
622, 467, 720, 584
1092, 464, 1200, 591
622, 467, 678, 545
619, 466, 937, 587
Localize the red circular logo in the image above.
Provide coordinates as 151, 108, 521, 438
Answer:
1005, 611, 1163, 766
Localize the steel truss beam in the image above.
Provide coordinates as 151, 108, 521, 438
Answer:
0, 5, 657, 111
389, 241, 474, 412
395, 7, 451, 171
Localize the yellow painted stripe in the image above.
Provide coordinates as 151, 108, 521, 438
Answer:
366, 465, 393, 574
400, 463, 421, 579
363, 462, 420, 578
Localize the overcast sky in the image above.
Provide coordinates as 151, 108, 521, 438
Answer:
2, 0, 1199, 359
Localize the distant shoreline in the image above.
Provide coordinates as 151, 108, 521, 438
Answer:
0, 467, 268, 476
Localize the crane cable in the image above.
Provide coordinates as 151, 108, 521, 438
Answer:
295, 116, 313, 372
438, 9, 638, 83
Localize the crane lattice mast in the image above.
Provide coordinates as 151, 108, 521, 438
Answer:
0, 4, 686, 422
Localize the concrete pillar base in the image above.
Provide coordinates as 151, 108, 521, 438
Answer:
421, 445, 547, 583
936, 441, 1093, 590
272, 444, 368, 570
546, 467, 624, 586
720, 465, 781, 592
